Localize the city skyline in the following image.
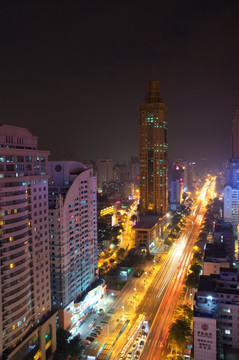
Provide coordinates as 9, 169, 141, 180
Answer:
1, 1, 239, 166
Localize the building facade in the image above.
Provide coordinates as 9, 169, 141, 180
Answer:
203, 243, 230, 276
133, 215, 167, 252
213, 220, 235, 264
232, 110, 239, 158
224, 185, 239, 226
0, 125, 56, 360
139, 78, 168, 216
170, 163, 184, 209
194, 268, 239, 360
48, 161, 98, 329
97, 159, 113, 189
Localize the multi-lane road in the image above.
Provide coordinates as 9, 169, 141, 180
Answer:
84, 178, 216, 359
140, 208, 202, 359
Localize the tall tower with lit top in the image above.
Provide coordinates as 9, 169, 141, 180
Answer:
139, 77, 168, 216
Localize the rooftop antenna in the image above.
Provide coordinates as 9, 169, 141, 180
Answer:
152, 64, 155, 81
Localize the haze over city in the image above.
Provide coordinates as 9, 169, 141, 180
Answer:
1, 1, 239, 165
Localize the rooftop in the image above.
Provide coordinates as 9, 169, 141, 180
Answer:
133, 215, 160, 230
214, 220, 233, 234
204, 243, 228, 262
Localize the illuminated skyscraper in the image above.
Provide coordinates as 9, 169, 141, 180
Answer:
139, 78, 168, 216
0, 125, 56, 360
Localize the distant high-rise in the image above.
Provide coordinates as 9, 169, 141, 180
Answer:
224, 157, 239, 227
187, 161, 196, 191
139, 78, 168, 216
232, 110, 239, 158
0, 125, 56, 360
170, 163, 184, 208
129, 156, 139, 181
97, 159, 113, 189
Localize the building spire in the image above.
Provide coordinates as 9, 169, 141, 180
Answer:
152, 64, 155, 81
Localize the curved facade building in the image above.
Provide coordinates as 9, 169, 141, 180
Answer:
48, 161, 98, 329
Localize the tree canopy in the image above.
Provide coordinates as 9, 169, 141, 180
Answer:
168, 319, 191, 351
185, 272, 199, 289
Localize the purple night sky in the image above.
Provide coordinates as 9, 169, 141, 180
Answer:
1, 1, 239, 167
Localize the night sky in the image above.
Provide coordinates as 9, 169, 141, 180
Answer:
1, 1, 239, 167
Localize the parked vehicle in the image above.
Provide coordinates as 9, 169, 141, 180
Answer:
90, 332, 98, 337
135, 350, 141, 359
80, 339, 91, 346
86, 336, 95, 342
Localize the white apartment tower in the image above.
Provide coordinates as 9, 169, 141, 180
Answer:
0, 125, 56, 360
48, 161, 98, 329
97, 159, 113, 189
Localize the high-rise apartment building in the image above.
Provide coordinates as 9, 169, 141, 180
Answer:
139, 78, 168, 216
170, 163, 184, 209
232, 110, 239, 158
48, 161, 98, 329
97, 159, 113, 189
129, 156, 139, 181
225, 158, 239, 187
0, 125, 56, 360
194, 268, 239, 360
224, 159, 239, 226
187, 161, 196, 191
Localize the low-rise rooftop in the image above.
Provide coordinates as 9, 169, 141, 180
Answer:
204, 243, 228, 262
133, 215, 160, 230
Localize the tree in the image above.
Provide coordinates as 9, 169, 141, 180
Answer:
117, 247, 126, 258
164, 237, 173, 246
168, 319, 191, 352
174, 304, 193, 322
190, 263, 202, 275
167, 355, 184, 360
69, 335, 81, 356
198, 232, 207, 241
185, 272, 199, 289
192, 252, 202, 264
56, 328, 71, 354
195, 240, 205, 252
111, 237, 119, 246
